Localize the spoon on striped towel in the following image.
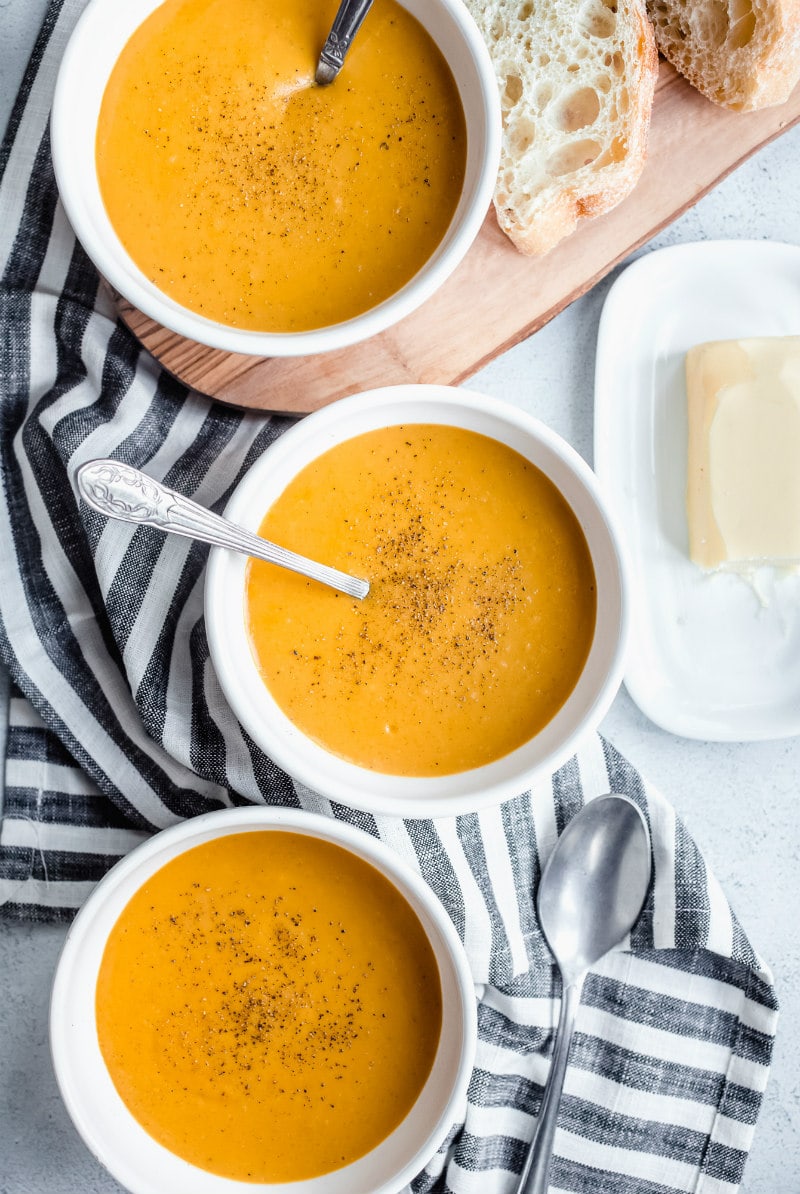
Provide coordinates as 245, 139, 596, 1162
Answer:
75, 458, 370, 601
517, 794, 652, 1194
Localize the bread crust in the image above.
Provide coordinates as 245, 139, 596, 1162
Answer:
464, 0, 659, 256
647, 0, 800, 110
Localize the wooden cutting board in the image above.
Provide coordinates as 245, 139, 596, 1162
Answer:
115, 61, 800, 415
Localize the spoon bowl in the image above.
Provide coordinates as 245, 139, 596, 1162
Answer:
517, 793, 652, 1194
538, 793, 652, 984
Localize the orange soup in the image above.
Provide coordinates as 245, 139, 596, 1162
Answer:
95, 0, 467, 331
96, 831, 442, 1182
245, 425, 597, 774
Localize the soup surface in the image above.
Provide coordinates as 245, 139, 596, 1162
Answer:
96, 830, 442, 1181
245, 425, 597, 774
96, 0, 466, 331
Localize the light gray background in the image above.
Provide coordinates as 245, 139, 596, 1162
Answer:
1, 3, 798, 1191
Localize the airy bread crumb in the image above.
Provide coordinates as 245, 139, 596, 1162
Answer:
647, 0, 800, 111
463, 0, 658, 256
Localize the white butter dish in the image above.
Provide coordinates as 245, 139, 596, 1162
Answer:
594, 240, 800, 742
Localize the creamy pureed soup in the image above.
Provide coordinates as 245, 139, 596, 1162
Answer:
245, 425, 597, 774
96, 830, 442, 1182
95, 0, 467, 331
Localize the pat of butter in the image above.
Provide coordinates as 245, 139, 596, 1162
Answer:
686, 336, 800, 570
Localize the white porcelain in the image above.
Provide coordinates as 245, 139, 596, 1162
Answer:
205, 384, 630, 817
50, 0, 500, 357
595, 240, 800, 742
50, 805, 476, 1194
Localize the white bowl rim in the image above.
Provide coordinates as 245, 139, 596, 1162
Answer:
50, 0, 501, 357
205, 383, 631, 817
49, 804, 477, 1194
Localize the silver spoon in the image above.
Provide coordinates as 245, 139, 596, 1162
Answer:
315, 0, 375, 86
517, 793, 652, 1194
75, 459, 370, 601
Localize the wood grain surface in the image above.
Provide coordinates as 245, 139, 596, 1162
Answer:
114, 61, 800, 415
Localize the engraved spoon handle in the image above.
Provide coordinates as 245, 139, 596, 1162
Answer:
75, 459, 369, 601
315, 0, 375, 85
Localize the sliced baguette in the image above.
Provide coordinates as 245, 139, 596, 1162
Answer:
647, 0, 800, 110
463, 0, 658, 256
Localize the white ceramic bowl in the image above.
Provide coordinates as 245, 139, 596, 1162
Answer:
50, 806, 476, 1194
50, 0, 500, 357
205, 385, 630, 817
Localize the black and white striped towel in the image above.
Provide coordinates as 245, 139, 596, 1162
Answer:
0, 3, 778, 1191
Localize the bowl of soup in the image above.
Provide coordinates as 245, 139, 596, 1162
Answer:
205, 385, 629, 816
50, 0, 500, 356
50, 806, 475, 1194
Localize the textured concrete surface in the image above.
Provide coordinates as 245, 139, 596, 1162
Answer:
2, 2, 799, 1190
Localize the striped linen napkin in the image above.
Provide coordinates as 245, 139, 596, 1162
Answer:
0, 3, 778, 1191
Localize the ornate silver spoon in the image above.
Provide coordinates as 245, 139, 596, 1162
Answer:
315, 0, 375, 85
75, 459, 370, 601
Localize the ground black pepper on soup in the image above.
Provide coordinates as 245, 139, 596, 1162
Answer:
95, 0, 467, 331
95, 830, 442, 1181
245, 424, 597, 774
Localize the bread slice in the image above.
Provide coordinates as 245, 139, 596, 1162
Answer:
647, 0, 800, 110
462, 0, 658, 256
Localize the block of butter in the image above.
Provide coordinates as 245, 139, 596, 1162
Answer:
686, 335, 800, 570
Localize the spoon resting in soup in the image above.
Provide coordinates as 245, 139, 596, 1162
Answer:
245, 424, 597, 775
95, 0, 467, 332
